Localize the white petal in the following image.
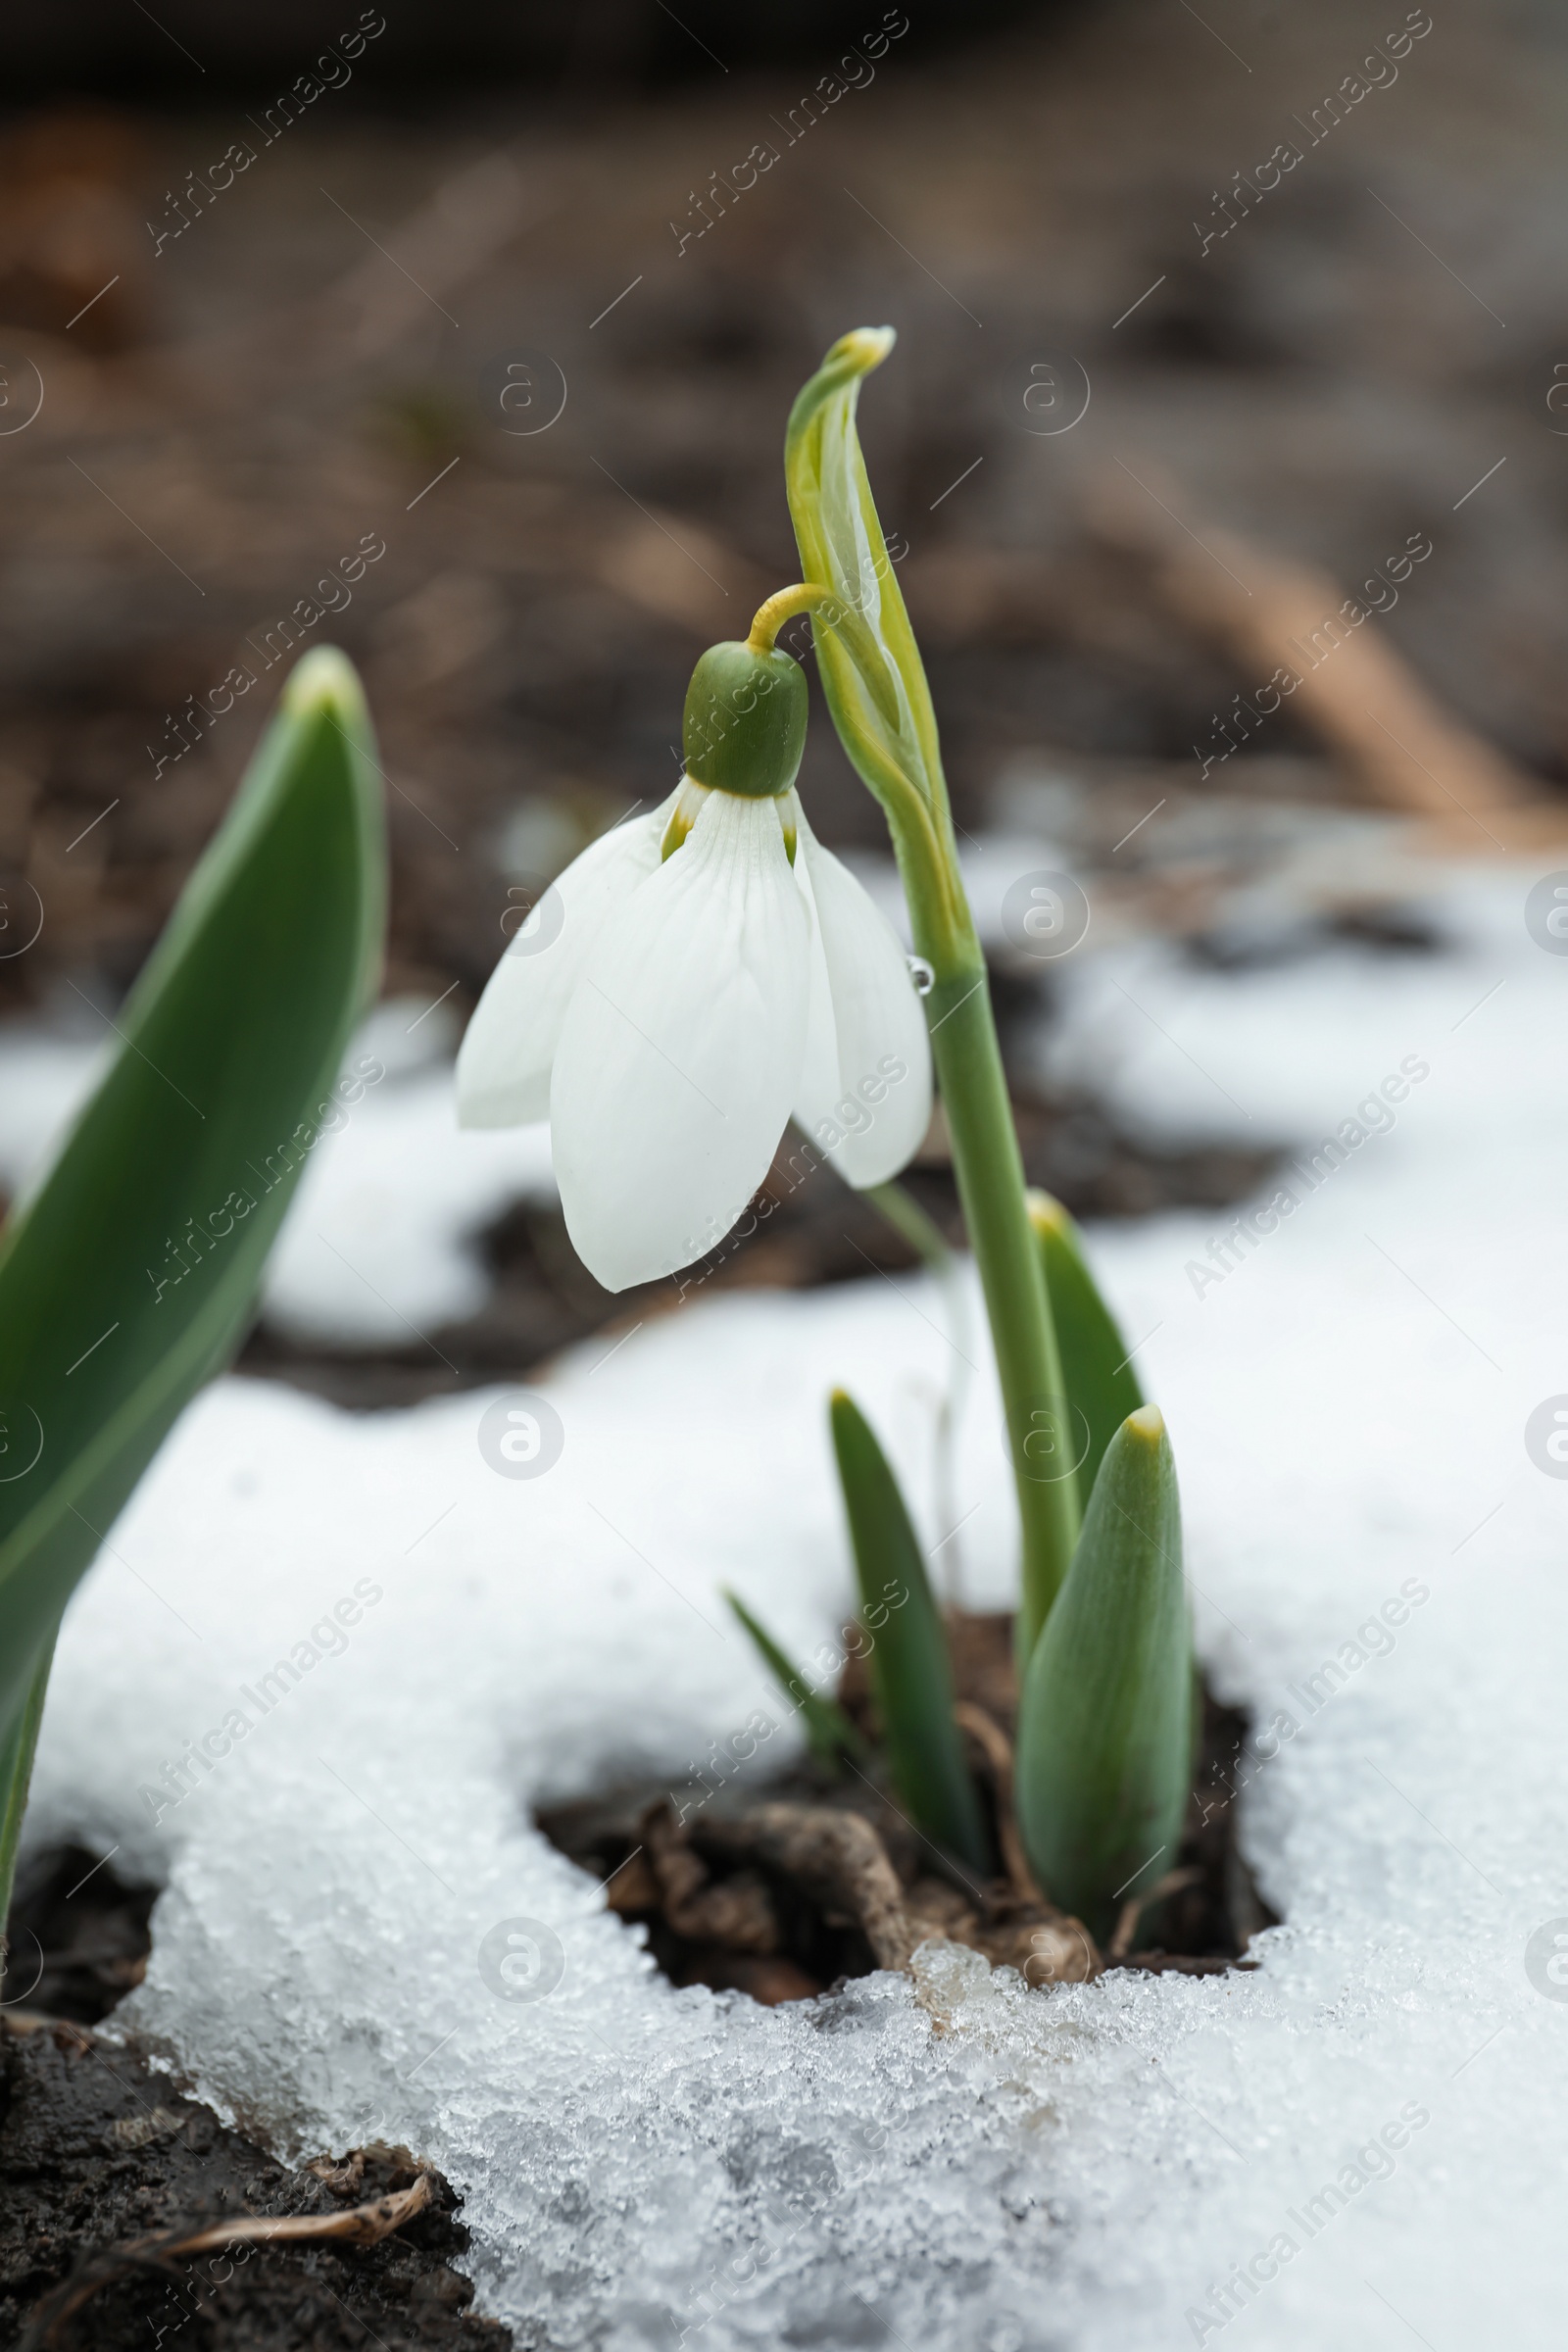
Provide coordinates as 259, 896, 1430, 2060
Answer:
456, 797, 674, 1128
551, 791, 810, 1291
792, 812, 933, 1186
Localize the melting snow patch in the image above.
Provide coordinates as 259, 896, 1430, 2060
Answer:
21, 865, 1568, 2350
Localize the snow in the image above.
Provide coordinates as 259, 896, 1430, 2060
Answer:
18, 861, 1568, 2349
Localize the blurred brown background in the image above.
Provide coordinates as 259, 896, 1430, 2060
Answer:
0, 0, 1561, 1028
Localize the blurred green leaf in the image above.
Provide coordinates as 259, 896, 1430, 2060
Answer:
829, 1389, 992, 1877
862, 1177, 948, 1270
1028, 1190, 1144, 1522
1014, 1405, 1192, 1940
724, 1589, 868, 1773
0, 1641, 53, 1935
0, 648, 386, 1777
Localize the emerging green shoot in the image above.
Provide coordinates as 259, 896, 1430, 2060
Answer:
0, 648, 386, 1921
724, 1589, 869, 1773
1014, 1405, 1192, 1941
1027, 1190, 1145, 1523
788, 329, 1078, 1660
829, 1390, 992, 1877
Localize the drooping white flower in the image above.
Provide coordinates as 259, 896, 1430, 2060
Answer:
456, 778, 932, 1292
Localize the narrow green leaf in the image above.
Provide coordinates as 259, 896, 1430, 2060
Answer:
723, 1590, 868, 1772
0, 1633, 55, 1933
829, 1389, 992, 1876
1028, 1190, 1144, 1521
0, 648, 386, 1750
1014, 1404, 1193, 1940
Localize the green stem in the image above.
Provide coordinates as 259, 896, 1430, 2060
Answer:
923, 955, 1079, 1661
783, 325, 1081, 1659
0, 1632, 54, 1945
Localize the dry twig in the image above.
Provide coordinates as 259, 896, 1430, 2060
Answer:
21, 2170, 432, 2348
1091, 466, 1544, 846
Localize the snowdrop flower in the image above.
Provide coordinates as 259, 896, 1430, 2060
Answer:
457, 620, 932, 1291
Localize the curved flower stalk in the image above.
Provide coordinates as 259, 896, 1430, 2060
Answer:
785, 333, 1198, 1938
457, 609, 932, 1293
785, 328, 1078, 1659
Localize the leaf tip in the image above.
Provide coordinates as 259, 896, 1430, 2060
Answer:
1025, 1187, 1071, 1241
1125, 1402, 1165, 1446
829, 323, 896, 377
282, 644, 368, 728
828, 1387, 861, 1445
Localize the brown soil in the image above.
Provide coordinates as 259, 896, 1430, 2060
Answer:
1, 1858, 511, 2350
537, 1612, 1276, 2006
0, 2017, 510, 2351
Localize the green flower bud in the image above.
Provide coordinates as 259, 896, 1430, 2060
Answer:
681, 639, 808, 799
